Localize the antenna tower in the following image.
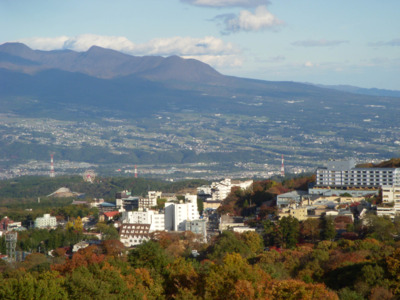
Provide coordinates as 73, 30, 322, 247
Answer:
281, 154, 285, 177
134, 165, 138, 178
50, 154, 55, 178
5, 231, 17, 262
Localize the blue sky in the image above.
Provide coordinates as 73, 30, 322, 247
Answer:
1, 0, 399, 89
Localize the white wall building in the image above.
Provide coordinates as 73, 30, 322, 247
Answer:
119, 224, 150, 247
121, 209, 165, 232
316, 159, 400, 188
376, 203, 400, 219
165, 194, 199, 231
34, 214, 57, 228
209, 178, 253, 201
382, 185, 400, 203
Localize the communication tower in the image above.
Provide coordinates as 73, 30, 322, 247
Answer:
281, 154, 285, 177
134, 165, 138, 178
50, 154, 55, 177
5, 231, 17, 262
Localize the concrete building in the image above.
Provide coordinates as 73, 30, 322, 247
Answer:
185, 219, 207, 242
116, 196, 139, 212
165, 194, 199, 231
232, 226, 256, 233
278, 207, 308, 221
219, 215, 245, 232
382, 185, 400, 203
119, 224, 150, 247
0, 217, 22, 231
34, 214, 57, 229
315, 159, 400, 188
121, 209, 165, 232
277, 190, 308, 209
376, 203, 400, 219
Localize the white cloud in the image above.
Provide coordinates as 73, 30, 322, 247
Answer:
292, 39, 348, 47
218, 5, 283, 33
181, 0, 269, 8
16, 34, 242, 68
304, 61, 314, 67
183, 54, 243, 67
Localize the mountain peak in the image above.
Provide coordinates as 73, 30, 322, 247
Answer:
0, 42, 34, 56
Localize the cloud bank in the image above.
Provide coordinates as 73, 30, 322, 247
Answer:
16, 34, 242, 68
292, 39, 348, 47
217, 5, 283, 33
368, 38, 400, 47
181, 0, 269, 8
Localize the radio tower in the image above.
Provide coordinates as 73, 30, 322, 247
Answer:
50, 154, 55, 178
281, 154, 285, 177
134, 165, 138, 178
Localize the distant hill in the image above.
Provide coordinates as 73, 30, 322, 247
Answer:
1, 42, 400, 173
0, 42, 222, 83
316, 84, 400, 98
357, 158, 400, 168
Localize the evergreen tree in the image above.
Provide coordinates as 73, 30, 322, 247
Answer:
321, 216, 336, 241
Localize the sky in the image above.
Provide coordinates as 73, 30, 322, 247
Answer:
1, 0, 399, 90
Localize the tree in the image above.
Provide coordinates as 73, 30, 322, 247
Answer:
274, 216, 300, 249
300, 218, 321, 243
321, 216, 336, 241
102, 239, 125, 257
366, 215, 396, 241
73, 216, 83, 232
95, 223, 119, 240
240, 231, 264, 254
128, 241, 172, 275
208, 231, 252, 261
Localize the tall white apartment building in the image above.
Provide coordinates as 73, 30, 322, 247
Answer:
121, 209, 165, 232
165, 194, 199, 231
316, 159, 400, 188
34, 214, 57, 228
382, 185, 400, 203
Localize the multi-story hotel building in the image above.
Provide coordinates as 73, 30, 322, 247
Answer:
316, 159, 400, 188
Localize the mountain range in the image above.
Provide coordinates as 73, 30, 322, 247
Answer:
0, 42, 399, 177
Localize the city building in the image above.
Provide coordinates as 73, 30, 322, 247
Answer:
34, 214, 57, 229
165, 194, 200, 231
315, 159, 400, 188
199, 178, 253, 208
99, 211, 120, 222
116, 196, 139, 212
0, 217, 22, 231
119, 224, 150, 247
278, 207, 308, 221
219, 215, 245, 232
121, 209, 165, 232
276, 190, 308, 209
185, 219, 207, 242
382, 185, 400, 203
376, 203, 400, 220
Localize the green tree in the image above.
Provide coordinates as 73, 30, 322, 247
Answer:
208, 231, 252, 260
274, 216, 300, 249
321, 216, 336, 241
128, 240, 172, 275
366, 215, 396, 241
95, 223, 119, 240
